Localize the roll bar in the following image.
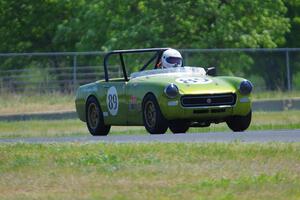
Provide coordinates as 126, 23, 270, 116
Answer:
103, 48, 169, 82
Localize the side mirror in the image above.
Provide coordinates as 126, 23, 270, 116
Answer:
206, 67, 216, 76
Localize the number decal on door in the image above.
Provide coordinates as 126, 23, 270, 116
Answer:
107, 86, 118, 116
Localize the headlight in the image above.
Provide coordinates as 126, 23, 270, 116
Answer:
239, 80, 253, 95
164, 83, 179, 98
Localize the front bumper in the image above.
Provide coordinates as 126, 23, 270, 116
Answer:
160, 94, 251, 121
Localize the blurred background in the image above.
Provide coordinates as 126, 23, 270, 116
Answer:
0, 0, 300, 113
0, 49, 299, 94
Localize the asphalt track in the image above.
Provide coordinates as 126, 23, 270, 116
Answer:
1, 129, 300, 143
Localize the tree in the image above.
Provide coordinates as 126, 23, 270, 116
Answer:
283, 0, 300, 89
0, 0, 291, 51
0, 0, 79, 52
54, 0, 289, 51
0, 0, 293, 91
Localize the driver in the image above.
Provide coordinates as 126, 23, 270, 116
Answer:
160, 48, 183, 68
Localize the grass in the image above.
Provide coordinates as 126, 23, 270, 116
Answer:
252, 91, 300, 100
0, 91, 299, 115
0, 93, 74, 115
0, 111, 300, 139
1, 143, 300, 200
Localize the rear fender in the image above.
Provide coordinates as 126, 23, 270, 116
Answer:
75, 82, 105, 122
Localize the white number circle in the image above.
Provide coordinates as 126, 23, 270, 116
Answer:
176, 77, 212, 84
106, 86, 118, 116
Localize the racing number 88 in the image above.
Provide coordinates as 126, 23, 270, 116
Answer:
108, 94, 117, 110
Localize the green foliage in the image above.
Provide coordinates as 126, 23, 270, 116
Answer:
283, 1, 300, 90
19, 63, 48, 92
55, 0, 290, 50
284, 0, 300, 48
0, 0, 77, 52
293, 71, 300, 89
0, 0, 298, 91
0, 0, 291, 52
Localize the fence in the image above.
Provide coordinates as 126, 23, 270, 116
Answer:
0, 48, 300, 94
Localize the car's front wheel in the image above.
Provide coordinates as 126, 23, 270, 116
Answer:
142, 94, 168, 134
226, 110, 252, 132
169, 120, 190, 134
86, 96, 111, 136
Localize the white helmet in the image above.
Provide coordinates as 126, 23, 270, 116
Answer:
161, 48, 182, 68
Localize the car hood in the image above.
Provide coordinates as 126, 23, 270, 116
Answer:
131, 73, 237, 95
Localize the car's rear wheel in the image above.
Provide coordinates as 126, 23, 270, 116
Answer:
86, 96, 111, 136
169, 120, 190, 134
226, 110, 252, 132
142, 94, 168, 134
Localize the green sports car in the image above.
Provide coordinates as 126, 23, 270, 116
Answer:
75, 48, 253, 135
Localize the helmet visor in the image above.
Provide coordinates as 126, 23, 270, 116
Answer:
166, 57, 182, 65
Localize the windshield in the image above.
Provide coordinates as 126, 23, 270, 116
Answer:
130, 66, 206, 79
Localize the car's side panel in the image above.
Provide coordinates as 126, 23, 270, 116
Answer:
99, 82, 128, 125
75, 81, 129, 125
75, 81, 104, 122
75, 91, 86, 122
125, 81, 143, 125
126, 80, 166, 125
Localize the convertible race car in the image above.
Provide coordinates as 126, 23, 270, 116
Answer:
75, 48, 253, 135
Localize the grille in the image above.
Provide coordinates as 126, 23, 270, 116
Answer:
181, 93, 236, 107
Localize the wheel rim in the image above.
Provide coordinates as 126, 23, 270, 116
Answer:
144, 101, 156, 129
88, 103, 99, 129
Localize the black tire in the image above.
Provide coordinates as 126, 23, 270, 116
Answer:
142, 94, 168, 134
86, 96, 111, 136
169, 120, 190, 134
226, 110, 252, 132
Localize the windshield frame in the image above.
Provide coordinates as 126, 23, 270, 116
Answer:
130, 66, 207, 79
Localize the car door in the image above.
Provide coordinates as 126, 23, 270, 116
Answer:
101, 81, 128, 125
125, 80, 144, 125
